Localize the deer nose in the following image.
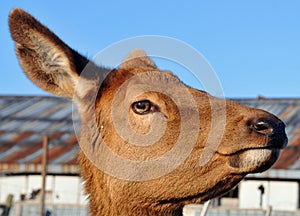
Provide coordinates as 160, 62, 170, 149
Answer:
250, 117, 286, 137
250, 117, 288, 149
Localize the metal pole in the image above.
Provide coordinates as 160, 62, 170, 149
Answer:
265, 205, 272, 216
200, 200, 210, 216
39, 136, 48, 216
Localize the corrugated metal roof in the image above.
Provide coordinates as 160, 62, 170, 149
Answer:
0, 96, 79, 175
0, 96, 299, 176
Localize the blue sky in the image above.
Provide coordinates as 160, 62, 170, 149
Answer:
1, 1, 299, 98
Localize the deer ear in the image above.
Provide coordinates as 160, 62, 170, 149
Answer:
9, 8, 89, 98
120, 49, 157, 70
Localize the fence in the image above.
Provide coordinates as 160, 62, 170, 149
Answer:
8, 202, 300, 216
10, 202, 88, 216
184, 204, 300, 216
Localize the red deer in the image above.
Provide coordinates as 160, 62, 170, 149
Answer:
9, 8, 287, 216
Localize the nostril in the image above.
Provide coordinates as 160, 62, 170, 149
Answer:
249, 119, 274, 136
254, 121, 273, 135
248, 116, 287, 148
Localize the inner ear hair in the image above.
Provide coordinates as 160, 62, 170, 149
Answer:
9, 8, 89, 97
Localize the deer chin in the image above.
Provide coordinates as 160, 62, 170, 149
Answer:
228, 147, 281, 173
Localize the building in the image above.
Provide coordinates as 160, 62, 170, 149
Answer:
0, 96, 85, 206
0, 95, 299, 210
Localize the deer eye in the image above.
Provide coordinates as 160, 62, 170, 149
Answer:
132, 100, 152, 115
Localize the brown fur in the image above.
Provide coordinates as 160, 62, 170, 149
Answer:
9, 8, 288, 216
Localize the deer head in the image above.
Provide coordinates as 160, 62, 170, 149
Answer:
9, 8, 287, 216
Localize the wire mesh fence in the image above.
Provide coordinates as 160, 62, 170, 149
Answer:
10, 202, 89, 216
8, 203, 300, 216
184, 205, 300, 216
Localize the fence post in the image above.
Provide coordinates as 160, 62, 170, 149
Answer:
14, 202, 21, 216
265, 205, 272, 216
39, 136, 48, 216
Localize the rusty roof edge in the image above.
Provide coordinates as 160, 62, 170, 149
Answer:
0, 163, 80, 175
232, 97, 300, 101
246, 169, 300, 180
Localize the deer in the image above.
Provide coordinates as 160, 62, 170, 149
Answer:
9, 8, 287, 216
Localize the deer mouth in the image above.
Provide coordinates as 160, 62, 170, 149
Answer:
228, 148, 280, 173
226, 141, 286, 173
217, 133, 287, 173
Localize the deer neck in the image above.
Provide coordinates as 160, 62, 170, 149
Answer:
78, 151, 184, 216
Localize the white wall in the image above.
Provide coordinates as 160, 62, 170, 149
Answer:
0, 175, 88, 205
239, 180, 299, 210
